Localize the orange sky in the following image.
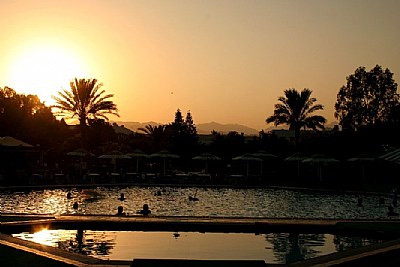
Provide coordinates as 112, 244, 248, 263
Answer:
1, 0, 399, 130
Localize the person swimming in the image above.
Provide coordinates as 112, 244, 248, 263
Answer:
189, 196, 199, 201
117, 206, 125, 215
189, 189, 199, 201
137, 204, 151, 215
118, 193, 126, 201
392, 188, 398, 207
387, 205, 399, 217
67, 192, 72, 199
357, 197, 363, 207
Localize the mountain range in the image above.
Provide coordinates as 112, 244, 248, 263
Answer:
113, 121, 260, 135
113, 121, 338, 136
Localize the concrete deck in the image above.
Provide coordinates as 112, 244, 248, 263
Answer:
2, 213, 400, 236
2, 214, 400, 266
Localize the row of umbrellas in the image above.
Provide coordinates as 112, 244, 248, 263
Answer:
98, 150, 178, 175
68, 149, 179, 160
67, 149, 277, 176
67, 148, 400, 179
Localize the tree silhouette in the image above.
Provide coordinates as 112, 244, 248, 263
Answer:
335, 65, 399, 131
185, 111, 197, 137
265, 233, 325, 264
0, 86, 66, 147
266, 88, 326, 146
138, 124, 168, 152
169, 109, 199, 158
86, 119, 117, 149
210, 131, 246, 159
52, 78, 119, 133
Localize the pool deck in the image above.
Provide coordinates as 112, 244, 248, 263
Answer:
2, 214, 400, 266
2, 213, 400, 235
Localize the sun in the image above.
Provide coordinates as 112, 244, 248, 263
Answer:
7, 44, 88, 105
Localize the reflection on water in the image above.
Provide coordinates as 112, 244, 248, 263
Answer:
13, 229, 116, 260
266, 233, 323, 263
265, 233, 383, 264
0, 186, 392, 218
334, 234, 381, 252
12, 230, 385, 263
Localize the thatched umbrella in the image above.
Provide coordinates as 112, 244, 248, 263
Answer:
302, 154, 339, 181
284, 152, 308, 177
233, 153, 262, 177
251, 151, 278, 176
150, 150, 180, 176
192, 152, 221, 173
99, 151, 131, 172
379, 148, 400, 164
127, 149, 149, 172
67, 148, 95, 176
67, 148, 94, 157
0, 136, 33, 147
251, 151, 278, 160
347, 155, 376, 180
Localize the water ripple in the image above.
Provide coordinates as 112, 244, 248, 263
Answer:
0, 186, 392, 219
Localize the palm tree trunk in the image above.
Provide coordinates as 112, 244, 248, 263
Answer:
79, 113, 88, 145
294, 127, 301, 147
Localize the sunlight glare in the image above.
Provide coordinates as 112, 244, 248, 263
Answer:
32, 228, 53, 246
7, 44, 88, 105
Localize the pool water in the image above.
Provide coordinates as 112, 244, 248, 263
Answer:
0, 186, 393, 218
12, 229, 384, 264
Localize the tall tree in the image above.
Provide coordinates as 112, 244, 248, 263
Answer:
169, 109, 199, 158
334, 65, 399, 130
52, 78, 119, 129
172, 109, 185, 134
185, 111, 198, 137
266, 88, 326, 146
0, 86, 67, 147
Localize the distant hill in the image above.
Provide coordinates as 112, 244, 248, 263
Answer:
264, 121, 339, 132
196, 122, 259, 135
113, 121, 260, 135
113, 121, 160, 132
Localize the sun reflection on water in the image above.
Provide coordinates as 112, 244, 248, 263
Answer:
12, 230, 385, 263
0, 186, 392, 218
31, 228, 53, 246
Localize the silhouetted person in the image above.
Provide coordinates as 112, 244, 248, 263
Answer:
173, 232, 180, 239
189, 189, 199, 201
117, 206, 125, 215
357, 197, 363, 207
392, 188, 398, 207
189, 196, 199, 201
73, 202, 78, 209
118, 193, 125, 201
67, 192, 72, 199
137, 204, 151, 215
387, 206, 399, 217
76, 229, 84, 252
154, 190, 162, 196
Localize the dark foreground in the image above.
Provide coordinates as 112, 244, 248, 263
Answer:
1, 214, 400, 266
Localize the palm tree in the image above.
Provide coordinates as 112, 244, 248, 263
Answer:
138, 124, 168, 152
52, 78, 119, 129
266, 88, 326, 146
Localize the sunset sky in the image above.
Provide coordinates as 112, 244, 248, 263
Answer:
1, 0, 399, 130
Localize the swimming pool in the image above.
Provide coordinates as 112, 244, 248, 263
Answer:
12, 229, 385, 264
0, 186, 392, 219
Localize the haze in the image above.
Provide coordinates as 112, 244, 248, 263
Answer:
1, 0, 399, 130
